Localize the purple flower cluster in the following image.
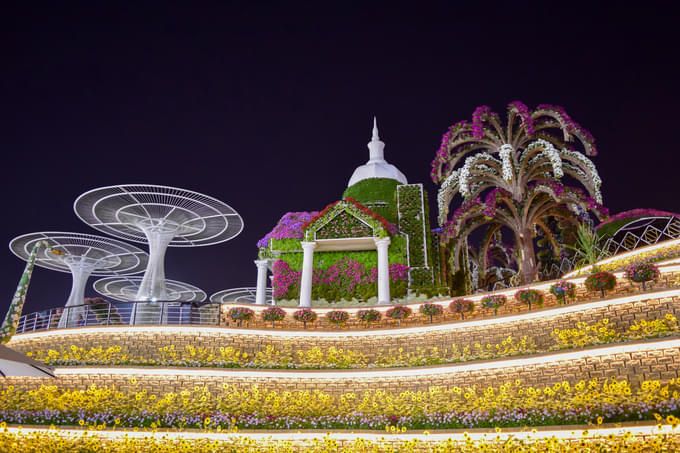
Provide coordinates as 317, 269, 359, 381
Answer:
536, 104, 597, 155
508, 101, 534, 137
470, 105, 499, 139
257, 211, 319, 248
431, 121, 468, 182
2, 397, 678, 430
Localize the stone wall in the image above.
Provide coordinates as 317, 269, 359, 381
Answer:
9, 290, 680, 360
4, 339, 679, 396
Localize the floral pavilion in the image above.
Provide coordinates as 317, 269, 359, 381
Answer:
1, 103, 680, 451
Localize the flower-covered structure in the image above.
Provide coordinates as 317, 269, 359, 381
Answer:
432, 101, 609, 284
256, 120, 441, 306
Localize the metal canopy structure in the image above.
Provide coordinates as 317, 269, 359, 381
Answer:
210, 287, 273, 304
9, 232, 147, 327
74, 184, 244, 301
94, 276, 206, 303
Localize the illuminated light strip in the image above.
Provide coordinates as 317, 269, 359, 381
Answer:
51, 337, 680, 379
563, 238, 680, 278
14, 288, 680, 340
2, 424, 678, 442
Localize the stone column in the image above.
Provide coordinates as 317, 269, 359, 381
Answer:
254, 259, 269, 305
299, 241, 316, 307
375, 237, 391, 304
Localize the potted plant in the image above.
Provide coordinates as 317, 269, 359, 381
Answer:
357, 308, 381, 328
261, 306, 286, 328
293, 308, 317, 329
549, 281, 576, 305
481, 294, 507, 316
584, 271, 617, 298
624, 262, 660, 291
228, 307, 254, 327
385, 305, 412, 327
514, 289, 544, 311
449, 299, 474, 320
326, 310, 349, 329
419, 303, 443, 324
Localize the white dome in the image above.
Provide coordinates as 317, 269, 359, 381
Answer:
347, 119, 408, 187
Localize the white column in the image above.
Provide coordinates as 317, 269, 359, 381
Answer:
375, 237, 391, 304
59, 259, 95, 328
299, 241, 316, 307
254, 259, 269, 305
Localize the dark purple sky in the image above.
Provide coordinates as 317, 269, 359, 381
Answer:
1, 2, 678, 314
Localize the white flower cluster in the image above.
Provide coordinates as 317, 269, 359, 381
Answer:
498, 144, 514, 182
437, 170, 459, 225
459, 152, 493, 197
526, 139, 564, 178
560, 149, 603, 203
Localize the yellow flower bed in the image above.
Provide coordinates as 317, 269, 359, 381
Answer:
0, 427, 679, 452
26, 336, 537, 369
551, 314, 678, 349
2, 378, 679, 418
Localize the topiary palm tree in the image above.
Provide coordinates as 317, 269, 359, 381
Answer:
432, 101, 609, 284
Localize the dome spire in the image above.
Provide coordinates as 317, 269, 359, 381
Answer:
347, 118, 407, 187
368, 116, 385, 162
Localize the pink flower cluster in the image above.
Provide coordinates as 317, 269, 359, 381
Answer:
596, 209, 680, 229
272, 260, 301, 299
258, 211, 319, 248
272, 258, 408, 301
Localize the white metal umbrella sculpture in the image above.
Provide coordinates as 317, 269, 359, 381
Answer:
210, 287, 273, 304
94, 276, 207, 325
74, 184, 243, 302
9, 232, 148, 328
0, 344, 55, 378
94, 276, 206, 302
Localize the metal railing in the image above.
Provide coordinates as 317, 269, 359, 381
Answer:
16, 300, 221, 334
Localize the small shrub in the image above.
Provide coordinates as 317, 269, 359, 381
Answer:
326, 310, 349, 329
449, 299, 474, 320
549, 281, 576, 304
385, 305, 412, 326
228, 307, 254, 327
481, 294, 506, 316
292, 308, 317, 329
419, 303, 443, 324
357, 309, 381, 327
261, 306, 286, 328
514, 289, 544, 311
624, 262, 660, 290
584, 271, 617, 298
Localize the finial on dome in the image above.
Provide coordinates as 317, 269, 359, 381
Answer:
372, 116, 379, 141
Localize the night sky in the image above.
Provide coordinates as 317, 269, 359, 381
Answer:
1, 2, 678, 314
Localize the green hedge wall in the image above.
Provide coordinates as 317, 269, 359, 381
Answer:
396, 184, 434, 288
342, 178, 401, 224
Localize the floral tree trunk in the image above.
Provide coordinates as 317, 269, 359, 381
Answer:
0, 241, 48, 344
429, 315, 433, 324
494, 308, 498, 316
516, 231, 538, 285
303, 321, 306, 329
600, 289, 605, 298
561, 294, 567, 305
460, 313, 465, 320
272, 320, 275, 329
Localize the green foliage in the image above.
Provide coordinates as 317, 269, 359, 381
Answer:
410, 268, 433, 287
342, 178, 402, 224
567, 223, 606, 268
270, 238, 301, 252
595, 218, 641, 240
